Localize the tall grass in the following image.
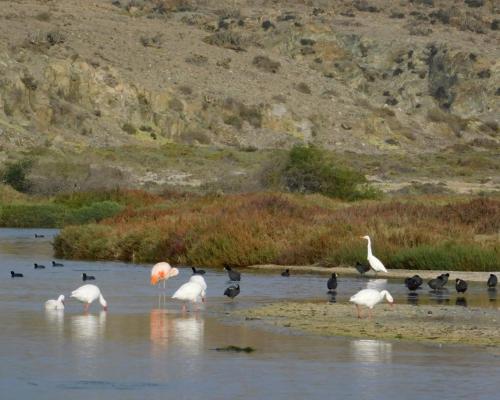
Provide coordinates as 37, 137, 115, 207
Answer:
54, 193, 500, 271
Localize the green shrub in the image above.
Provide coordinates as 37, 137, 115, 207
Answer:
1, 159, 33, 192
282, 145, 380, 200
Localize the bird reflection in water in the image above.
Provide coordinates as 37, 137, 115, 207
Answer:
150, 309, 204, 356
328, 290, 337, 303
70, 311, 107, 366
407, 292, 419, 306
487, 288, 497, 303
350, 339, 393, 365
429, 288, 450, 304
455, 297, 467, 307
366, 279, 388, 291
44, 309, 64, 338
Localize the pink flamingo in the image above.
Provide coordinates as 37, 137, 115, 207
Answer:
151, 262, 179, 288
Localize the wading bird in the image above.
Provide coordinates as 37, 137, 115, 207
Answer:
360, 236, 388, 274
71, 284, 108, 312
151, 262, 179, 288
349, 288, 394, 319
172, 275, 207, 312
45, 295, 65, 310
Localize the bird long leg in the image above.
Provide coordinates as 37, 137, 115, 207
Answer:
368, 309, 373, 320
356, 305, 362, 319
181, 303, 186, 313
163, 279, 165, 289
84, 303, 89, 313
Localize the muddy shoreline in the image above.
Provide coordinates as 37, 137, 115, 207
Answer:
233, 301, 500, 347
247, 264, 500, 283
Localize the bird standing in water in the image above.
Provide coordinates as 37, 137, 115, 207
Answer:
360, 236, 388, 274
327, 273, 337, 291
224, 284, 240, 299
455, 278, 468, 294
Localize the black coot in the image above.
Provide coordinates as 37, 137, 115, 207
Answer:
83, 273, 95, 281
327, 273, 337, 291
224, 284, 240, 299
192, 267, 206, 275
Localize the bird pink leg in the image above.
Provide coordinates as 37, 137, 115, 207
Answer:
84, 303, 89, 313
356, 305, 362, 319
181, 304, 186, 313
368, 309, 373, 320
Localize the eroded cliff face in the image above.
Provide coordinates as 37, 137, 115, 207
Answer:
0, 0, 498, 193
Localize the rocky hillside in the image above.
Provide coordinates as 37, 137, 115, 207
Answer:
0, 0, 498, 193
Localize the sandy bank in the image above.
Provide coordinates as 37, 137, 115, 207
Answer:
234, 301, 500, 346
247, 264, 500, 283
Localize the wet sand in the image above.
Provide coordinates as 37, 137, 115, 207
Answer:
235, 301, 500, 347
248, 264, 500, 283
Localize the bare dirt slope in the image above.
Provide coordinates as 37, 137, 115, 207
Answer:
0, 0, 498, 193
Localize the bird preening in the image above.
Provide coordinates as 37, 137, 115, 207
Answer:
71, 284, 108, 312
172, 275, 207, 312
45, 295, 65, 310
151, 262, 179, 287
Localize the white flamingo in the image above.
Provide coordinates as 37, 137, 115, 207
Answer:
70, 284, 108, 312
45, 294, 65, 310
350, 288, 394, 319
361, 235, 388, 274
172, 275, 207, 312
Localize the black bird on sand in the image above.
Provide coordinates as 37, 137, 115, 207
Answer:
405, 277, 421, 291
455, 278, 468, 294
11, 271, 23, 278
52, 261, 64, 267
281, 269, 290, 277
82, 273, 95, 281
34, 263, 45, 269
327, 273, 337, 291
428, 276, 446, 291
224, 265, 241, 281
354, 261, 370, 275
224, 284, 240, 299
192, 267, 206, 275
487, 274, 498, 288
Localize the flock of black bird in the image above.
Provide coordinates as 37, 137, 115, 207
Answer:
11, 260, 96, 282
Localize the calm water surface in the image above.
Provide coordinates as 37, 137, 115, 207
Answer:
0, 228, 499, 400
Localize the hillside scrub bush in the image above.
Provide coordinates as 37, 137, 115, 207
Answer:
1, 159, 33, 193
282, 145, 380, 200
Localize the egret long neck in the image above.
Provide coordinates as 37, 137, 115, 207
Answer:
366, 238, 373, 257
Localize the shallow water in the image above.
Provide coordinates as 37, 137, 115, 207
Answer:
1, 228, 499, 399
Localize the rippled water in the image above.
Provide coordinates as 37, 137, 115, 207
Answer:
1, 228, 499, 400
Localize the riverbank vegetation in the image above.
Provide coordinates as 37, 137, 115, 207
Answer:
53, 192, 499, 271
0, 186, 158, 227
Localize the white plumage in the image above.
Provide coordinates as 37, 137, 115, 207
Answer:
71, 284, 108, 312
45, 294, 65, 310
350, 288, 394, 319
172, 275, 207, 310
361, 235, 388, 273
